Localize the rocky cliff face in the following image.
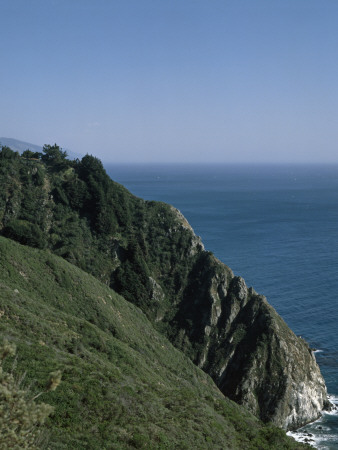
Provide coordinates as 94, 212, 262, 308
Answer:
166, 235, 330, 429
0, 149, 331, 430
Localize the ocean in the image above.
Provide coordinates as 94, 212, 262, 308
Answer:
106, 163, 338, 449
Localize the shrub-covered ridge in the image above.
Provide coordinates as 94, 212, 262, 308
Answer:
0, 236, 307, 448
0, 144, 330, 430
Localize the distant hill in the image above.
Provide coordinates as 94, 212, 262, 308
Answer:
0, 137, 43, 154
0, 137, 83, 160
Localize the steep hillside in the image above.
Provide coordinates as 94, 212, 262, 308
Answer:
0, 144, 330, 429
0, 236, 306, 449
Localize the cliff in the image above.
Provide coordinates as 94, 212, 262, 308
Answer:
171, 255, 330, 429
0, 145, 331, 430
2, 235, 310, 448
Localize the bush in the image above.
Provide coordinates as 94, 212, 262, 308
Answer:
0, 341, 56, 449
2, 220, 46, 249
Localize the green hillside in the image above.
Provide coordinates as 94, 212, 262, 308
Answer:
0, 236, 305, 449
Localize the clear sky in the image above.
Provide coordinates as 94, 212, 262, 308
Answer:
1, 0, 338, 163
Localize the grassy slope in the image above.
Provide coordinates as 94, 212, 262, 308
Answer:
0, 236, 306, 449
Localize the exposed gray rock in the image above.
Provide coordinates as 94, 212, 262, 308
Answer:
170, 250, 331, 430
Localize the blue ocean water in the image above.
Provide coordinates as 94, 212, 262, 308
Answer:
106, 163, 338, 449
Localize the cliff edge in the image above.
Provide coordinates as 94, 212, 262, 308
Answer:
0, 146, 331, 430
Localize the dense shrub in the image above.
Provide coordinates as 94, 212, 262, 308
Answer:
0, 146, 20, 159
3, 219, 46, 249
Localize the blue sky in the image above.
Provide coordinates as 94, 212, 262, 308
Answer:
1, 0, 338, 163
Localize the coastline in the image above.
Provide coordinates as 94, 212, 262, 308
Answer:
106, 163, 338, 448
287, 396, 338, 449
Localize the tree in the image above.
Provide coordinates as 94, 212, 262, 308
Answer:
22, 149, 41, 159
41, 144, 67, 164
0, 146, 19, 159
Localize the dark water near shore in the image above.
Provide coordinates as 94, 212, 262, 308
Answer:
106, 163, 338, 449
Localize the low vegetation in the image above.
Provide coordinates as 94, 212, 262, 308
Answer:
0, 236, 306, 448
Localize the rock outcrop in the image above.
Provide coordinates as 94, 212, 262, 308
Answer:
168, 248, 331, 429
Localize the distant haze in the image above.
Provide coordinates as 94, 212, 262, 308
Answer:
1, 0, 338, 164
0, 138, 43, 155
0, 138, 83, 161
